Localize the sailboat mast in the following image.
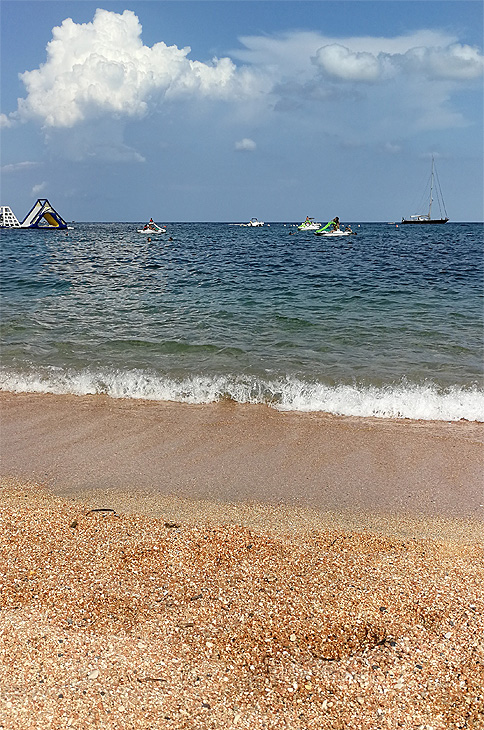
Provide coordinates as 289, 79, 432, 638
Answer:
428, 156, 435, 219
401, 154, 448, 224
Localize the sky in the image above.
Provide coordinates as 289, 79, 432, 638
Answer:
1, 0, 483, 222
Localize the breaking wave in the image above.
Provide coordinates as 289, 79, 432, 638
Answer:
1, 367, 483, 422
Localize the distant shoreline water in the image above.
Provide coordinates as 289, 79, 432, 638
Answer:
1, 222, 483, 422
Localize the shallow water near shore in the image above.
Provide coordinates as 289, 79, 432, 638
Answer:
1, 221, 483, 420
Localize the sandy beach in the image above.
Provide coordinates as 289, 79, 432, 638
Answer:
1, 391, 483, 521
1, 392, 483, 728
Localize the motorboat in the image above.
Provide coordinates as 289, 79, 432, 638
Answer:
244, 217, 264, 227
297, 217, 321, 231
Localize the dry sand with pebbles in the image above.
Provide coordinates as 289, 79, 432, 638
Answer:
1, 393, 483, 729
1, 479, 483, 730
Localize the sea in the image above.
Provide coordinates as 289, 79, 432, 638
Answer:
1, 221, 483, 422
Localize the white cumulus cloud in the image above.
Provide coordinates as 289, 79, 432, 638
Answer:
234, 28, 483, 86
0, 113, 15, 128
16, 8, 266, 128
236, 28, 481, 136
311, 39, 483, 84
398, 43, 484, 80
313, 44, 383, 82
5, 15, 482, 160
235, 137, 256, 151
234, 29, 456, 74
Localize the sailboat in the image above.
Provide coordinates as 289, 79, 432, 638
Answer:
401, 156, 449, 224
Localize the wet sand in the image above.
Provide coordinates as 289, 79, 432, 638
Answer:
1, 391, 483, 526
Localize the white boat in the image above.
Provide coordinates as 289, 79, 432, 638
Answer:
297, 217, 321, 231
401, 156, 449, 224
137, 220, 166, 234
244, 217, 264, 227
314, 229, 356, 237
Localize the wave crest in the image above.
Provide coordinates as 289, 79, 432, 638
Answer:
0, 367, 482, 422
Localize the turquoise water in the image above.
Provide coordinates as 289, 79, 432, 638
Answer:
1, 222, 483, 420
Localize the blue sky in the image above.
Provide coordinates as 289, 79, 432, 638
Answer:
1, 1, 483, 222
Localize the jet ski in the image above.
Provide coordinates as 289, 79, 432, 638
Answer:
138, 219, 166, 234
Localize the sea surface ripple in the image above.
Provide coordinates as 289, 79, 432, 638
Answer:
1, 221, 482, 421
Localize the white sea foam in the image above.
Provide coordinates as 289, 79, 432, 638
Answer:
1, 368, 483, 422
273, 378, 484, 421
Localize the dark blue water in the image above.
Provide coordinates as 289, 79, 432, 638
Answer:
1, 222, 483, 420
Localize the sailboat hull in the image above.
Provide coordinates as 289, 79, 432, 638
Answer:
401, 218, 449, 224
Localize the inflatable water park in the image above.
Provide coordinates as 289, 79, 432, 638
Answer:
0, 199, 69, 230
